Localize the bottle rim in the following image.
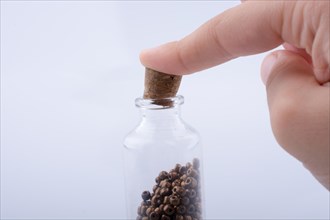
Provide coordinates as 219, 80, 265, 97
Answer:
135, 95, 184, 110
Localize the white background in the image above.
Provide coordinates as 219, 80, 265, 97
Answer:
1, 1, 329, 219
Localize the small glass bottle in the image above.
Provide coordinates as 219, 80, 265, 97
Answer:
123, 95, 204, 220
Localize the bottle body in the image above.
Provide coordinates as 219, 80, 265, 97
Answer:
123, 96, 204, 219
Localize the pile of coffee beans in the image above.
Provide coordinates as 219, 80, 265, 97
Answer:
136, 158, 202, 220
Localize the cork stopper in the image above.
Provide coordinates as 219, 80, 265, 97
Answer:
143, 68, 182, 100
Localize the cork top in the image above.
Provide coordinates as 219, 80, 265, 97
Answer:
143, 68, 182, 100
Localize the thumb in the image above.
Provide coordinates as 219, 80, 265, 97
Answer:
261, 50, 330, 190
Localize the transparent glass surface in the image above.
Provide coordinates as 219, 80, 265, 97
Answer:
123, 96, 204, 220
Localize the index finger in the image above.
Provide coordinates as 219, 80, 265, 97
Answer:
140, 1, 328, 82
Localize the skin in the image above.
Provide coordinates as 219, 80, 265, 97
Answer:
140, 1, 330, 190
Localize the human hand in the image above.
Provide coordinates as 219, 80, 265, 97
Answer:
140, 1, 330, 190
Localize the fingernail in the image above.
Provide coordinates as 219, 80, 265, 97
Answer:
261, 53, 278, 85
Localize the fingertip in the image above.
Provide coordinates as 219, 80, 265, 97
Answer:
139, 47, 157, 68
139, 50, 146, 66
260, 50, 314, 87
314, 68, 330, 85
138, 41, 189, 75
260, 52, 278, 85
139, 42, 172, 72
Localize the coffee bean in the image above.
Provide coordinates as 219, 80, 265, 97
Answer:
160, 187, 170, 197
187, 168, 198, 178
174, 164, 181, 172
168, 171, 179, 181
140, 206, 147, 216
169, 194, 180, 206
160, 180, 171, 188
173, 186, 185, 196
194, 212, 202, 220
141, 191, 151, 201
154, 207, 161, 215
194, 196, 201, 203
149, 211, 159, 220
184, 215, 192, 220
187, 189, 197, 199
163, 196, 170, 204
176, 205, 186, 215
154, 187, 161, 196
192, 158, 200, 169
136, 159, 202, 219
172, 179, 181, 187
163, 204, 175, 215
187, 204, 196, 214
181, 197, 190, 205
179, 166, 187, 174
181, 174, 188, 181
184, 177, 197, 189
158, 171, 168, 181
159, 204, 165, 212
181, 181, 186, 187
146, 207, 154, 216
195, 202, 202, 212
161, 215, 170, 220
151, 196, 161, 206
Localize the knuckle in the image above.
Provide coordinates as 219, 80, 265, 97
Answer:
207, 17, 234, 59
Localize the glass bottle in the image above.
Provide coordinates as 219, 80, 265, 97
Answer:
123, 95, 204, 220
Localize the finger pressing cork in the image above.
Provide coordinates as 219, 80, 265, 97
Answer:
143, 68, 182, 99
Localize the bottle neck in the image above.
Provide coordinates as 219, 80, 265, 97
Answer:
136, 96, 185, 130
140, 106, 181, 125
